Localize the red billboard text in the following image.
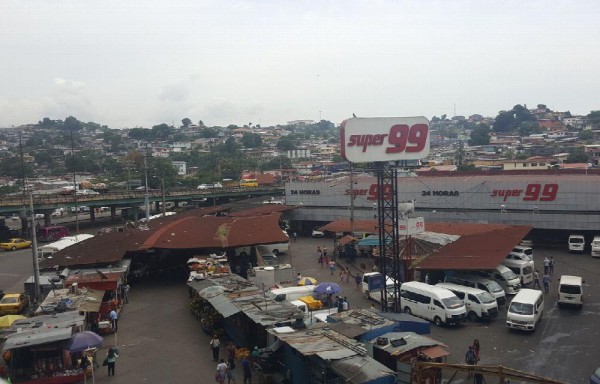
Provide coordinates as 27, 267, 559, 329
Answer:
346, 124, 428, 154
490, 183, 558, 202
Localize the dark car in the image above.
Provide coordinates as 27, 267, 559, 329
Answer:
591, 367, 600, 384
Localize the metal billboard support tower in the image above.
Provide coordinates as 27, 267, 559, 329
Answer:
376, 163, 401, 312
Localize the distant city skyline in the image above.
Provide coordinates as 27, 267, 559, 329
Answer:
1, 1, 599, 128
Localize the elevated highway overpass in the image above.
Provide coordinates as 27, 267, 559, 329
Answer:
0, 186, 284, 224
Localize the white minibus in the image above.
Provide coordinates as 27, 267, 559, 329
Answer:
501, 258, 534, 286
567, 234, 585, 253
506, 289, 544, 332
400, 281, 466, 326
557, 275, 583, 309
472, 265, 521, 294
435, 282, 498, 321
444, 273, 507, 305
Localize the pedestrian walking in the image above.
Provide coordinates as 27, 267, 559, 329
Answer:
542, 273, 552, 293
328, 260, 336, 275
105, 347, 119, 377
323, 246, 328, 259
354, 274, 361, 290
425, 273, 430, 285
210, 335, 221, 362
226, 342, 237, 370
292, 231, 297, 242
216, 359, 228, 383
226, 360, 237, 384
318, 254, 324, 268
339, 269, 344, 282
344, 268, 350, 283
122, 284, 130, 304
109, 309, 118, 333
323, 255, 329, 266
342, 297, 349, 311
317, 246, 322, 258
473, 339, 481, 364
543, 257, 550, 274
241, 355, 252, 384
549, 256, 555, 275
532, 270, 541, 289
465, 346, 476, 377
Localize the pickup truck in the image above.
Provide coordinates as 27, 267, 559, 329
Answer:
290, 299, 338, 325
0, 293, 29, 315
362, 272, 398, 304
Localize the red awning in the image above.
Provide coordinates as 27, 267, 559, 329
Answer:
420, 345, 449, 359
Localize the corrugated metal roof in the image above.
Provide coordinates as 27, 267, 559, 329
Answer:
371, 332, 448, 357
9, 312, 85, 333
39, 206, 287, 269
329, 355, 395, 384
139, 213, 288, 250
268, 324, 362, 357
228, 205, 295, 217
319, 220, 532, 270
231, 293, 304, 326
2, 327, 73, 352
207, 294, 241, 318
415, 224, 532, 270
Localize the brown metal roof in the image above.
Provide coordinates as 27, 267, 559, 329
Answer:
139, 212, 287, 250
228, 204, 294, 217
318, 219, 532, 271
39, 206, 284, 269
415, 224, 532, 270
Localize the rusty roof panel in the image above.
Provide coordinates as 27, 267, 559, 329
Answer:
416, 224, 533, 270
139, 213, 287, 250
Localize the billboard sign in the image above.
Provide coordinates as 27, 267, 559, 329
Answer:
398, 217, 425, 236
340, 117, 430, 163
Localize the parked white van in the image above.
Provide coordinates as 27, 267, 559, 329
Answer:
399, 281, 466, 326
268, 286, 316, 302
557, 275, 584, 308
506, 289, 544, 332
471, 265, 521, 295
435, 282, 498, 321
444, 274, 507, 305
568, 234, 585, 253
511, 245, 533, 261
501, 258, 534, 286
591, 236, 600, 258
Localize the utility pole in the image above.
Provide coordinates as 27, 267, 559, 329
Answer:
70, 128, 79, 233
29, 190, 41, 304
350, 164, 355, 235
144, 156, 150, 221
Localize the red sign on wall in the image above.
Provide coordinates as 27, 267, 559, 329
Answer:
489, 183, 558, 202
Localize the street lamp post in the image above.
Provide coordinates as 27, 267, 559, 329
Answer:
144, 157, 150, 221
153, 176, 166, 217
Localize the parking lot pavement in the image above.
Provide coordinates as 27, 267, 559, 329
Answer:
286, 237, 600, 382
59, 236, 600, 383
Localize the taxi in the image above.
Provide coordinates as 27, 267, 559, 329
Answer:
0, 238, 32, 251
0, 293, 29, 315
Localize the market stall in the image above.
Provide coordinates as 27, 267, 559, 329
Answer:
1, 328, 86, 383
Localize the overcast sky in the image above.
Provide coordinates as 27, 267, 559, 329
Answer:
1, 0, 599, 128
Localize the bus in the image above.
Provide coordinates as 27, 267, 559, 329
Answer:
37, 234, 94, 260
239, 179, 258, 187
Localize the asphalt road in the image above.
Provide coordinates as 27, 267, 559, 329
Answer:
1, 234, 599, 383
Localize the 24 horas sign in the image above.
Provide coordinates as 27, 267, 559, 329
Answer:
340, 117, 430, 163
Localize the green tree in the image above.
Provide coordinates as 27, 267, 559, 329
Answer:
64, 116, 83, 132
518, 121, 542, 136
454, 141, 466, 166
468, 124, 491, 146
151, 123, 172, 139
587, 111, 600, 128
276, 136, 295, 150
566, 150, 588, 163
128, 128, 152, 141
578, 130, 593, 140
0, 156, 34, 178
261, 156, 292, 171
199, 127, 219, 138
493, 110, 515, 133
241, 133, 262, 148
182, 118, 192, 127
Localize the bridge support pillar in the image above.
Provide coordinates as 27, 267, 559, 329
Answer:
110, 206, 116, 221
89, 208, 96, 222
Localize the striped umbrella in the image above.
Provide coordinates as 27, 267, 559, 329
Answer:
297, 277, 318, 286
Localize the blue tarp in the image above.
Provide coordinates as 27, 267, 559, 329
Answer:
358, 235, 391, 247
